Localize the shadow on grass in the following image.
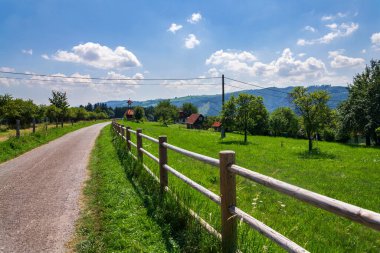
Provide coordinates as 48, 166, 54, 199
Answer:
218, 140, 252, 145
297, 149, 337, 160
111, 131, 219, 253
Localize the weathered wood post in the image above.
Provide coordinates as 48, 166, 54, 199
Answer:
32, 118, 36, 133
219, 151, 237, 253
16, 119, 20, 139
159, 136, 168, 191
136, 128, 143, 162
126, 127, 131, 151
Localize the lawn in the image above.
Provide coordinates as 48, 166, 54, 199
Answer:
0, 120, 108, 163
116, 120, 380, 252
74, 125, 218, 252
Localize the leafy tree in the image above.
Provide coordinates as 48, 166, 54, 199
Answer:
222, 94, 269, 143
339, 60, 380, 146
49, 91, 69, 127
182, 102, 198, 118
46, 105, 61, 127
221, 96, 236, 132
85, 103, 93, 112
144, 106, 155, 121
269, 107, 299, 137
134, 106, 145, 122
154, 100, 178, 126
290, 86, 331, 151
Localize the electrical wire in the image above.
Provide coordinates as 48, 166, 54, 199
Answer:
0, 70, 220, 81
0, 76, 220, 86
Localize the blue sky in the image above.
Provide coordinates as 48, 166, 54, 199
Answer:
1, 0, 380, 105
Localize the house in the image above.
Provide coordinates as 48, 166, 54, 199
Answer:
185, 113, 204, 129
211, 121, 222, 131
124, 109, 134, 121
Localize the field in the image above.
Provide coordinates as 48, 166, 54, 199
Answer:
114, 121, 380, 252
0, 120, 108, 163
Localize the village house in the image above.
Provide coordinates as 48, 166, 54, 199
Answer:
124, 109, 134, 121
185, 113, 204, 129
211, 121, 222, 132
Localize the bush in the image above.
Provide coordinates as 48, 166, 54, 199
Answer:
322, 128, 335, 142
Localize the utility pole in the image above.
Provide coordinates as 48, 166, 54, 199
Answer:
221, 74, 226, 138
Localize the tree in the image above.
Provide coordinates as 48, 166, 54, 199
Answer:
134, 106, 145, 122
290, 87, 331, 151
85, 103, 93, 112
221, 96, 236, 132
269, 107, 299, 137
154, 100, 178, 126
339, 60, 380, 146
49, 91, 69, 127
182, 102, 198, 118
221, 94, 269, 143
46, 105, 61, 127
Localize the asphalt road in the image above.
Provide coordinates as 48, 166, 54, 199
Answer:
0, 122, 109, 253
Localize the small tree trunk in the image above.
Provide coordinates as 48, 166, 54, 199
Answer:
56, 119, 58, 128
244, 129, 247, 143
365, 135, 371, 146
307, 133, 313, 152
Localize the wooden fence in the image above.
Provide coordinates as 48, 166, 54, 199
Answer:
112, 121, 380, 253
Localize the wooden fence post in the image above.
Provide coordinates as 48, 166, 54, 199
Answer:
121, 124, 125, 139
159, 136, 168, 190
136, 128, 143, 162
219, 151, 237, 253
126, 127, 131, 151
16, 119, 20, 138
32, 118, 36, 133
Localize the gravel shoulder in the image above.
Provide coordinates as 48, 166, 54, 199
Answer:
0, 122, 109, 253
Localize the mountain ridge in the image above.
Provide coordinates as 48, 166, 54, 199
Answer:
104, 85, 348, 116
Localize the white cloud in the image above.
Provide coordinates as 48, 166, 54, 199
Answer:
184, 34, 200, 49
361, 49, 366, 54
187, 12, 202, 24
328, 50, 365, 68
22, 49, 33, 55
304, 26, 316, 32
167, 23, 183, 33
0, 66, 15, 72
50, 42, 141, 69
321, 12, 348, 21
41, 54, 50, 60
297, 22, 359, 46
371, 32, 380, 50
205, 50, 257, 65
206, 48, 327, 83
298, 53, 306, 57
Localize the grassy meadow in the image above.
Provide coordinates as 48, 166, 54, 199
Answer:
115, 120, 380, 252
0, 120, 108, 163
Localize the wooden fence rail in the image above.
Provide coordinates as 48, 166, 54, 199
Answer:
111, 121, 380, 253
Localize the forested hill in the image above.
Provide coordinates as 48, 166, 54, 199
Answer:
104, 85, 348, 116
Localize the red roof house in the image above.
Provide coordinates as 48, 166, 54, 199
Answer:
185, 113, 204, 129
211, 121, 222, 131
124, 109, 134, 120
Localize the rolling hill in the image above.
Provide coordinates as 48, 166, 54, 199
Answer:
104, 85, 348, 116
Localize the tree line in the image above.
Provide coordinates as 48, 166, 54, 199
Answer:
0, 91, 111, 130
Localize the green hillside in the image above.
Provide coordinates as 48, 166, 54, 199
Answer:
105, 85, 348, 115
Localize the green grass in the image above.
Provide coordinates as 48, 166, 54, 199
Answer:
116, 120, 380, 252
75, 125, 219, 252
0, 120, 108, 163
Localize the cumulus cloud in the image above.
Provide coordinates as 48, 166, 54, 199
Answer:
371, 32, 380, 50
185, 34, 200, 49
206, 48, 327, 83
297, 22, 359, 46
321, 12, 348, 21
167, 23, 183, 33
187, 12, 202, 24
22, 49, 33, 55
328, 50, 365, 68
50, 42, 141, 69
304, 26, 316, 32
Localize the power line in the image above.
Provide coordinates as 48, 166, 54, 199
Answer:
0, 76, 220, 86
225, 77, 343, 102
0, 70, 221, 81
226, 83, 286, 99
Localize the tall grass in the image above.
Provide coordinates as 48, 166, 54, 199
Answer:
117, 121, 380, 252
0, 120, 108, 163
